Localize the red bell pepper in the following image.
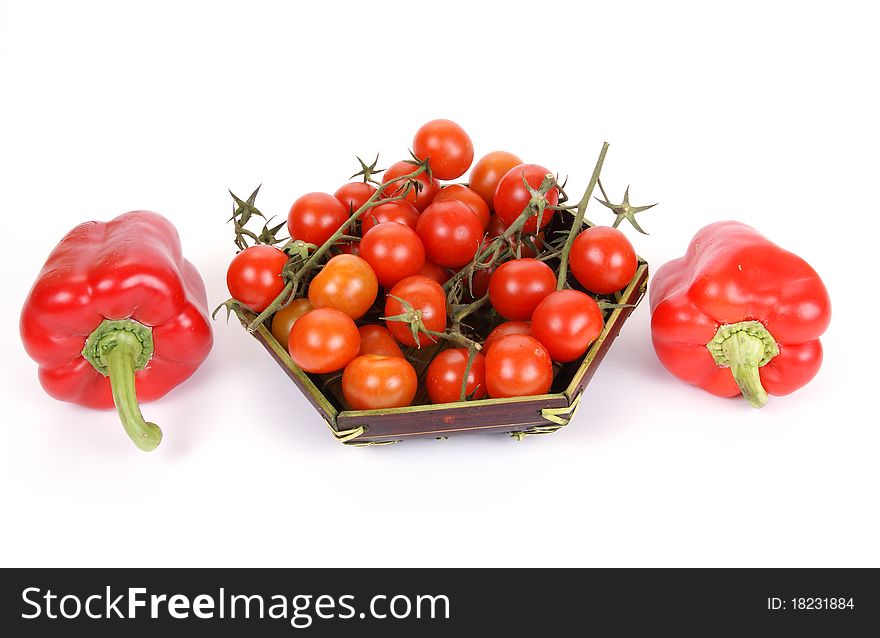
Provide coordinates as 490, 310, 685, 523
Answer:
20, 211, 213, 450
650, 221, 830, 407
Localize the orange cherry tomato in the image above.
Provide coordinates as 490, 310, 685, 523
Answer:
308, 254, 378, 320
270, 298, 313, 350
288, 308, 360, 373
342, 354, 418, 410
468, 151, 523, 210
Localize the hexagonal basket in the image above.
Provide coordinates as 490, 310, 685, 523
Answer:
234, 257, 648, 446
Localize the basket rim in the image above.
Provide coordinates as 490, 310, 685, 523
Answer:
236, 258, 648, 438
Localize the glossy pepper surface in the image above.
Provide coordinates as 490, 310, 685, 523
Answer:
649, 221, 830, 408
20, 211, 213, 450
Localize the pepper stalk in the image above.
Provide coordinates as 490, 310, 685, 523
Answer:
706, 321, 780, 408
81, 319, 162, 451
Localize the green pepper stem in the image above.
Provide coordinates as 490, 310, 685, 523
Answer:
706, 321, 779, 409
103, 333, 162, 451
81, 319, 160, 451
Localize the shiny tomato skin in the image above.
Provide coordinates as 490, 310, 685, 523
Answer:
425, 348, 488, 404
384, 275, 447, 348
360, 200, 420, 235
288, 308, 360, 373
488, 258, 557, 320
270, 298, 313, 350
226, 245, 288, 312
412, 119, 474, 180
469, 151, 523, 211
416, 200, 484, 268
530, 290, 604, 363
493, 164, 559, 233
334, 182, 377, 214
307, 254, 378, 319
358, 325, 404, 358
485, 334, 553, 398
359, 222, 425, 288
342, 354, 418, 410
569, 226, 638, 294
417, 260, 452, 285
482, 321, 531, 357
288, 192, 350, 247
433, 184, 490, 230
381, 160, 440, 211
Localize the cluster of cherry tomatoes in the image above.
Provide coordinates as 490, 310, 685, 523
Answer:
225, 119, 639, 411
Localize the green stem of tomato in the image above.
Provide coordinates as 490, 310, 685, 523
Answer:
555, 142, 609, 290
246, 164, 428, 332
452, 293, 490, 324
459, 346, 479, 402
247, 280, 296, 332
426, 329, 482, 352
448, 295, 488, 402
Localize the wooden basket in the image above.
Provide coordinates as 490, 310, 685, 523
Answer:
235, 258, 648, 446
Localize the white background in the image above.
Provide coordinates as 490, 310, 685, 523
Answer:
1, 0, 877, 568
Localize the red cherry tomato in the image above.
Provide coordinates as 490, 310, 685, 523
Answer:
360, 200, 420, 235
359, 222, 425, 288
468, 151, 523, 210
530, 290, 604, 363
433, 184, 490, 230
569, 226, 638, 294
226, 245, 288, 312
384, 275, 447, 348
342, 354, 418, 410
334, 182, 377, 214
425, 348, 488, 404
417, 260, 452, 285
307, 254, 378, 320
485, 335, 553, 398
288, 192, 350, 247
288, 308, 360, 373
493, 164, 559, 233
412, 119, 474, 180
488, 258, 557, 320
416, 200, 483, 268
482, 321, 531, 357
381, 160, 440, 211
270, 298, 313, 350
358, 325, 404, 358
